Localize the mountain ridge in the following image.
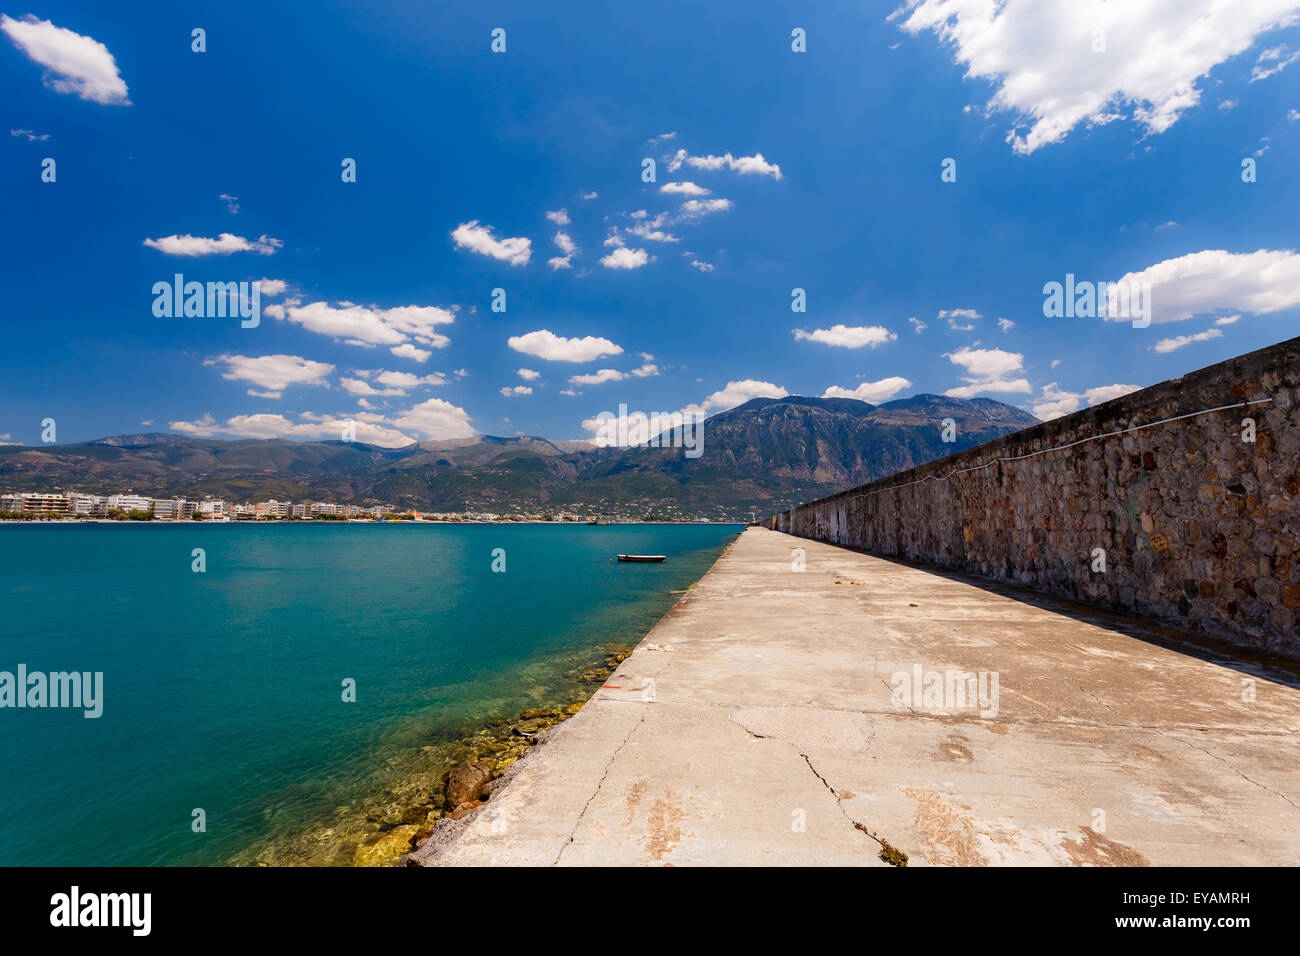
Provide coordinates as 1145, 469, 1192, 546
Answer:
0, 394, 1039, 519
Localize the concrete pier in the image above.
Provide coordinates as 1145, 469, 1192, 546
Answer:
414, 527, 1300, 866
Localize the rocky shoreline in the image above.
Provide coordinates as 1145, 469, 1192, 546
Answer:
231, 644, 633, 867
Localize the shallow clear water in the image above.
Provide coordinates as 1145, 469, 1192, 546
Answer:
0, 522, 740, 865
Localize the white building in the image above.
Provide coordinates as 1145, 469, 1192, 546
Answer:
69, 494, 110, 516
108, 494, 152, 513
151, 498, 178, 519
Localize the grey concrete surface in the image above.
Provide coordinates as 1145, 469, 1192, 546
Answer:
414, 527, 1300, 866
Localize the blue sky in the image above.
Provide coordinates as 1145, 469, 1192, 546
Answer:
2, 0, 1298, 447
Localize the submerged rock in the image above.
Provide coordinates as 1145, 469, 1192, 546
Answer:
448, 799, 485, 820
354, 825, 423, 867
446, 762, 494, 807
520, 707, 558, 719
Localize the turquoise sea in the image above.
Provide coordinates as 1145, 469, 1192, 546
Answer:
0, 522, 740, 866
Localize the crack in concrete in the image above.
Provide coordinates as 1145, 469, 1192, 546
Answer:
552, 645, 682, 865
552, 711, 647, 866
1166, 732, 1300, 812
800, 751, 903, 862
879, 676, 920, 714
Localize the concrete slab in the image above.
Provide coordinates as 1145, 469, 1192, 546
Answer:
414, 527, 1300, 866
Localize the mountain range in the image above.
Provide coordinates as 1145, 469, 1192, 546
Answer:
0, 395, 1039, 520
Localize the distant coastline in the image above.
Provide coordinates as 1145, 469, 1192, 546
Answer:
0, 489, 733, 525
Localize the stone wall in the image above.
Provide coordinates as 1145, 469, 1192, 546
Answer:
775, 337, 1300, 655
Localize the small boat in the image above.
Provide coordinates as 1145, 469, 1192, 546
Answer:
617, 554, 666, 562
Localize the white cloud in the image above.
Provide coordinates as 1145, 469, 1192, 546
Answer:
1215, 314, 1242, 325
908, 316, 927, 334
1085, 383, 1141, 405
689, 259, 715, 272
626, 212, 680, 243
569, 368, 625, 386
257, 278, 288, 297
170, 411, 418, 447
1154, 328, 1224, 353
661, 181, 710, 196
944, 347, 1031, 398
10, 128, 50, 141
548, 231, 578, 270
939, 307, 980, 331
340, 369, 447, 397
389, 398, 475, 439
499, 385, 533, 397
822, 377, 912, 403
600, 247, 652, 269
603, 200, 731, 252
667, 149, 783, 179
1251, 43, 1300, 81
568, 362, 658, 386
1289, 108, 1300, 121
945, 380, 1031, 399
793, 324, 897, 348
516, 368, 541, 380
894, 0, 1300, 154
581, 190, 598, 200
947, 346, 1023, 380
204, 354, 333, 397
545, 209, 570, 225
143, 233, 283, 256
1, 14, 129, 105
701, 379, 788, 412
1032, 381, 1142, 419
507, 329, 623, 362
450, 220, 531, 266
1219, 98, 1240, 110
340, 378, 392, 397
1108, 249, 1300, 323
278, 301, 454, 351
1031, 383, 1082, 420
997, 318, 1015, 332
390, 343, 433, 363
678, 198, 733, 219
